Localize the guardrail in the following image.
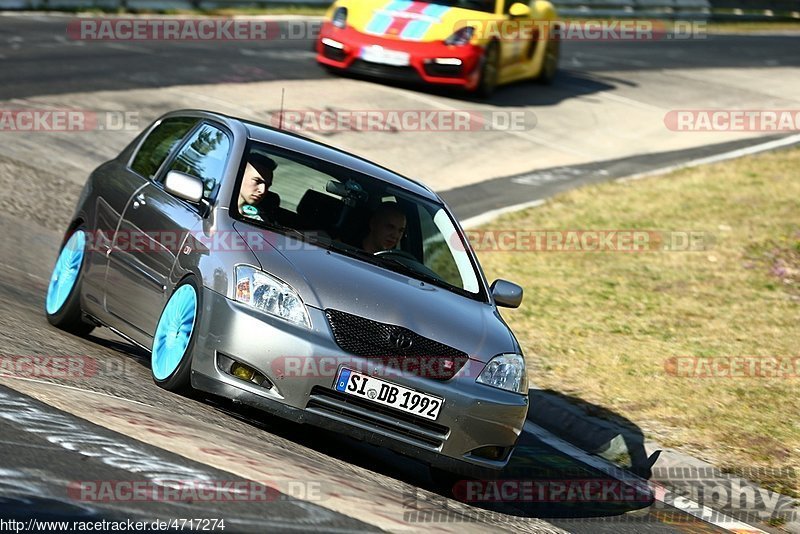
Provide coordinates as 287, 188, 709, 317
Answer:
555, 0, 800, 19
555, 0, 710, 19
1, 0, 799, 22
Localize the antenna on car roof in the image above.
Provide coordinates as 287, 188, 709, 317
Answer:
278, 88, 286, 130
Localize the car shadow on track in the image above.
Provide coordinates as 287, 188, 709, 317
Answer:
82, 332, 656, 522
329, 69, 616, 107
192, 386, 656, 522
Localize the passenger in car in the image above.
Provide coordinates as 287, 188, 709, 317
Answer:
238, 153, 278, 221
362, 202, 407, 254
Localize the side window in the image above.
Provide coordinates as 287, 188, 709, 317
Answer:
166, 123, 231, 201
419, 204, 462, 288
130, 117, 197, 179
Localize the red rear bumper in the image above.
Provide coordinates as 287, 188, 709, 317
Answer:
316, 22, 484, 90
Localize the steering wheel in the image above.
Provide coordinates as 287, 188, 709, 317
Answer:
373, 249, 418, 262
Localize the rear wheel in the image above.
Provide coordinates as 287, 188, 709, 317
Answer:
476, 42, 500, 98
151, 278, 199, 392
536, 36, 559, 85
45, 228, 94, 336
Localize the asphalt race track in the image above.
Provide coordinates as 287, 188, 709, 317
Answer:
2, 17, 800, 99
1, 13, 798, 534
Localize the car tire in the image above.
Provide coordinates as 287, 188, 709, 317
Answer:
151, 277, 200, 393
535, 35, 559, 85
476, 42, 500, 98
45, 227, 95, 336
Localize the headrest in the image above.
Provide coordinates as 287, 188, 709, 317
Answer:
296, 190, 342, 230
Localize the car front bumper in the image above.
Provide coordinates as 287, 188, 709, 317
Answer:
315, 22, 484, 90
190, 287, 529, 474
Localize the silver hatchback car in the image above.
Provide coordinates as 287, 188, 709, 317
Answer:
45, 110, 528, 476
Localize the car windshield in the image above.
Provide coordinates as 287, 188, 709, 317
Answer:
424, 0, 496, 14
231, 142, 485, 301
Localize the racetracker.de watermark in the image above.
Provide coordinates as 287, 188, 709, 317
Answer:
0, 110, 139, 132
67, 480, 322, 502
458, 19, 706, 41
452, 479, 651, 503
664, 109, 800, 132
461, 230, 710, 252
0, 354, 137, 379
271, 355, 474, 380
664, 356, 800, 378
67, 18, 286, 41
402, 466, 796, 524
76, 229, 711, 254
268, 109, 537, 133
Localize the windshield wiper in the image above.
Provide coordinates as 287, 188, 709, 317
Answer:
371, 255, 449, 289
240, 218, 327, 249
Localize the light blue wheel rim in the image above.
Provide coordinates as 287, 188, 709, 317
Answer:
46, 230, 86, 315
152, 284, 197, 380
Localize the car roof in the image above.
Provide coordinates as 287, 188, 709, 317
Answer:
243, 120, 440, 201
163, 109, 441, 202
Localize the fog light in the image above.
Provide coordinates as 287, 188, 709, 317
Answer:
217, 352, 273, 389
434, 58, 462, 65
231, 362, 255, 382
321, 38, 344, 50
471, 446, 509, 461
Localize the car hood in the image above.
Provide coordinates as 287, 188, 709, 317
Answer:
342, 0, 492, 42
240, 227, 517, 363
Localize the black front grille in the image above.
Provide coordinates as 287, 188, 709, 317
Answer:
324, 309, 468, 380
321, 44, 346, 62
423, 62, 463, 78
348, 59, 421, 82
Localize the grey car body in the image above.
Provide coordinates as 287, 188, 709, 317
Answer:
49, 109, 528, 475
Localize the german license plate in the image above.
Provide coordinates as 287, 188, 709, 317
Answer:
360, 45, 410, 67
335, 367, 443, 421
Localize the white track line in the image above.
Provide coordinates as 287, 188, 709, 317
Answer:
617, 133, 800, 182
456, 134, 800, 227
460, 199, 545, 229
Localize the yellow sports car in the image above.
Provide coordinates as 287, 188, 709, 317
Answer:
316, 0, 560, 97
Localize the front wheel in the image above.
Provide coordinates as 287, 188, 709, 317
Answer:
45, 228, 94, 336
151, 278, 200, 392
475, 42, 500, 98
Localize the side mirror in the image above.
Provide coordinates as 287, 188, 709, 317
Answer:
509, 2, 531, 17
164, 170, 203, 204
491, 279, 523, 308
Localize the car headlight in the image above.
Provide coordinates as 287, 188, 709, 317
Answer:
235, 265, 311, 329
444, 26, 474, 46
332, 6, 348, 29
476, 353, 527, 393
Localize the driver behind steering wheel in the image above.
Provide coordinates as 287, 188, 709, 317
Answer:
362, 202, 406, 254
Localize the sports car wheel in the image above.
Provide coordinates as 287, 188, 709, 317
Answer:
536, 37, 559, 85
152, 278, 199, 392
45, 228, 94, 336
476, 42, 500, 98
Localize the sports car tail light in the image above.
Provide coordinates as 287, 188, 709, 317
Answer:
332, 7, 348, 29
444, 26, 474, 46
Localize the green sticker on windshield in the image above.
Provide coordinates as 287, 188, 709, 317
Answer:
242, 205, 259, 216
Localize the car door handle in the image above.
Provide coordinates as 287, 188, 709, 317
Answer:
132, 192, 147, 209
